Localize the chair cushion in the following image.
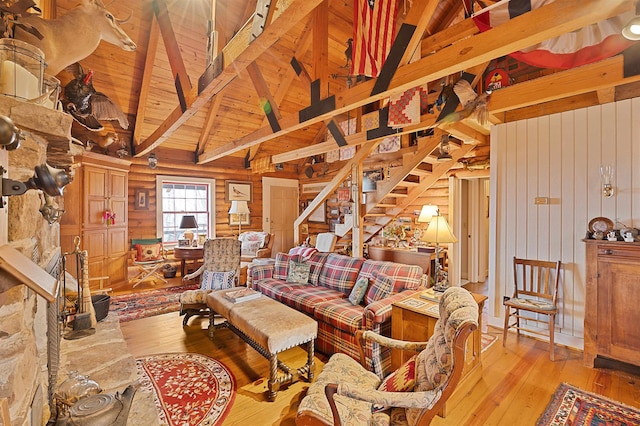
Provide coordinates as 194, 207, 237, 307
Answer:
241, 240, 261, 257
201, 270, 236, 290
239, 231, 269, 248
348, 276, 369, 305
372, 354, 417, 413
179, 289, 212, 304
506, 297, 556, 311
287, 260, 311, 284
364, 272, 394, 305
273, 252, 300, 280
135, 243, 162, 262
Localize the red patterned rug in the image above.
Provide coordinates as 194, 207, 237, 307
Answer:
137, 353, 235, 426
110, 283, 199, 322
537, 382, 640, 425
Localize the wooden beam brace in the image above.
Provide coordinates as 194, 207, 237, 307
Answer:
200, 0, 633, 163
153, 0, 194, 111
133, 16, 159, 147
312, 0, 329, 98
134, 0, 324, 156
196, 94, 223, 156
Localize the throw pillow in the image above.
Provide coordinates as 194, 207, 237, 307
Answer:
135, 243, 162, 262
348, 277, 369, 305
201, 270, 236, 290
372, 354, 417, 413
364, 272, 395, 305
286, 260, 311, 284
274, 252, 299, 280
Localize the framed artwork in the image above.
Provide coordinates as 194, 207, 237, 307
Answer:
135, 189, 149, 210
229, 213, 250, 226
178, 239, 191, 247
309, 201, 326, 223
337, 187, 351, 202
363, 169, 383, 192
225, 180, 253, 202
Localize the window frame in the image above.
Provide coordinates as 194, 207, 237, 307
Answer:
155, 175, 216, 246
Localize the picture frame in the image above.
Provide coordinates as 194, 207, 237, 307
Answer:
363, 169, 384, 192
329, 219, 339, 232
337, 187, 350, 202
225, 180, 253, 202
134, 189, 149, 210
309, 201, 326, 223
301, 223, 309, 234
178, 239, 191, 247
229, 213, 250, 226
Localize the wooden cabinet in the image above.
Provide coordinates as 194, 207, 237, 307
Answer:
583, 240, 640, 368
61, 153, 131, 289
367, 246, 444, 276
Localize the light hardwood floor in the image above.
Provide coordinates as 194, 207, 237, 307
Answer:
119, 278, 640, 425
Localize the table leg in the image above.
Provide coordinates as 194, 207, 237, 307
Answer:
180, 259, 186, 277
307, 340, 315, 381
268, 354, 279, 401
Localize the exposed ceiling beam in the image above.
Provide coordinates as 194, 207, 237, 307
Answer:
196, 94, 223, 156
132, 16, 159, 147
199, 0, 633, 163
134, 0, 324, 156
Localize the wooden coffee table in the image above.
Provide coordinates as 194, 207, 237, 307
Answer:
207, 289, 317, 400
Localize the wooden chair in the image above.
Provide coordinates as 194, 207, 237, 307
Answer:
296, 287, 478, 426
503, 257, 562, 360
130, 238, 167, 288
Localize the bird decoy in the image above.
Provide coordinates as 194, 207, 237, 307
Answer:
342, 38, 353, 69
61, 63, 129, 131
434, 79, 491, 127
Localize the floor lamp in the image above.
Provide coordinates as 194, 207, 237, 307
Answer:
229, 200, 250, 236
420, 213, 457, 292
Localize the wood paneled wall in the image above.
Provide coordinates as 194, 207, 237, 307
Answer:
488, 97, 640, 350
127, 148, 297, 241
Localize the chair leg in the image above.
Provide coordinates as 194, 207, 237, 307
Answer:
208, 310, 215, 338
503, 306, 510, 346
182, 310, 192, 326
549, 314, 555, 361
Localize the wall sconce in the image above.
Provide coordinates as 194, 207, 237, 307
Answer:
622, 1, 640, 40
437, 134, 452, 161
1, 163, 70, 208
0, 115, 24, 150
600, 165, 614, 198
148, 153, 158, 169
39, 194, 65, 225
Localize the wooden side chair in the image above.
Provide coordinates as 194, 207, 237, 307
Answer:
179, 238, 242, 332
130, 238, 167, 288
296, 287, 478, 426
503, 257, 562, 360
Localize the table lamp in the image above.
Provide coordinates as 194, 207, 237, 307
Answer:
228, 200, 250, 235
420, 213, 457, 292
179, 215, 198, 245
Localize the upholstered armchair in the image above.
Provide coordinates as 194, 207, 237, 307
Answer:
238, 231, 274, 262
179, 238, 242, 332
296, 287, 478, 426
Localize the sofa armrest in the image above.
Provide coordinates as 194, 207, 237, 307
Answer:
248, 264, 274, 289
364, 289, 422, 326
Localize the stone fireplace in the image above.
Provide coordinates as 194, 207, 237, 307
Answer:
0, 97, 74, 425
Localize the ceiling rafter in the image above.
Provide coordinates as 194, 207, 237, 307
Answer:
132, 16, 160, 147
198, 0, 633, 163
134, 0, 325, 156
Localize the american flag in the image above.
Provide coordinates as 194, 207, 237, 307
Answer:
352, 0, 399, 78
471, 0, 633, 69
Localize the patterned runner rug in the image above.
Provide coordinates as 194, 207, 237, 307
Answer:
137, 353, 236, 426
537, 382, 640, 425
110, 283, 199, 322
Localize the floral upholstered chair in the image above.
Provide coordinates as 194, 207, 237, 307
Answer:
179, 238, 242, 332
296, 287, 478, 426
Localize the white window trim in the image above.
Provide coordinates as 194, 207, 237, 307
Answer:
156, 175, 216, 245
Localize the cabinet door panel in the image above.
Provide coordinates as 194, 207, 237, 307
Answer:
108, 170, 128, 222
108, 228, 128, 256
84, 167, 108, 227
83, 229, 107, 279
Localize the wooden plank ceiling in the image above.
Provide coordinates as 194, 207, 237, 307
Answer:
58, 0, 639, 169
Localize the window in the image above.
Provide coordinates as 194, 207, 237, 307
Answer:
156, 176, 216, 245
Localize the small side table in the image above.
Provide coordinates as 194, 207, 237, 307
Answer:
173, 246, 204, 277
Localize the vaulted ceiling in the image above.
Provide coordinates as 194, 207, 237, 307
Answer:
55, 0, 640, 170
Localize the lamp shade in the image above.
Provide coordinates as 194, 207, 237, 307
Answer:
420, 215, 457, 244
179, 215, 198, 229
417, 205, 439, 223
228, 200, 250, 215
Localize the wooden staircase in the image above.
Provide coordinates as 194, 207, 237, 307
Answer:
343, 135, 475, 245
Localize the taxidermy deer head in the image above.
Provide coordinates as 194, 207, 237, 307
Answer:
13, 0, 136, 75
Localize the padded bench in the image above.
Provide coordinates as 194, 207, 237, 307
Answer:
207, 288, 318, 400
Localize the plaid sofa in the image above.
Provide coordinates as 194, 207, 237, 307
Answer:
248, 252, 424, 378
